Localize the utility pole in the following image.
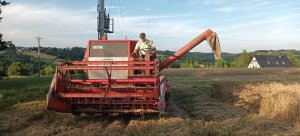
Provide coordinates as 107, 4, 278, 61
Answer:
97, 0, 114, 39
35, 36, 42, 78
98, 0, 105, 39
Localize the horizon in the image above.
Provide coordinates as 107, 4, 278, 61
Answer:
0, 0, 300, 53
14, 45, 299, 54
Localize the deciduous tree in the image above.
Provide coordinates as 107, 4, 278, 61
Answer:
231, 50, 253, 68
287, 50, 300, 67
41, 65, 55, 75
7, 62, 28, 77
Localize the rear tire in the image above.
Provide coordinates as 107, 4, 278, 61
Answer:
158, 76, 167, 112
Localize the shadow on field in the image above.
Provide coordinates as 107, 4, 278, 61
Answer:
1, 101, 195, 136
73, 112, 164, 127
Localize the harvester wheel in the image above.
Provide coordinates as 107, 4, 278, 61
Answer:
158, 76, 168, 112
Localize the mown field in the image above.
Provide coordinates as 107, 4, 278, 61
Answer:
23, 51, 60, 65
1, 68, 300, 136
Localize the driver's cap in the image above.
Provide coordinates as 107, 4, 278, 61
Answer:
140, 33, 146, 38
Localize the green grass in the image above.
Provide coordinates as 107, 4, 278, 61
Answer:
0, 76, 52, 109
23, 51, 60, 65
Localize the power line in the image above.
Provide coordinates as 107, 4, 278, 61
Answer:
221, 39, 300, 43
118, 0, 127, 39
108, 0, 113, 15
111, 0, 123, 38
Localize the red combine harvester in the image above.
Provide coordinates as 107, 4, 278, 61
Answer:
47, 29, 221, 114
47, 0, 221, 114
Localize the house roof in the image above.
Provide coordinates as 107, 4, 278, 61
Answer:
254, 55, 292, 67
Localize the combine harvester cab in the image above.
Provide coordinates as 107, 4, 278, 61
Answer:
47, 40, 170, 114
47, 29, 221, 114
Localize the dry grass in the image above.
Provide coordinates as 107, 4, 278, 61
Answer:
163, 68, 300, 77
211, 82, 300, 125
0, 101, 230, 136
259, 86, 300, 124
2, 69, 300, 136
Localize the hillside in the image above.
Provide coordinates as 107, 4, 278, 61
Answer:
157, 50, 238, 65
23, 47, 239, 66
23, 51, 60, 65
0, 45, 66, 77
17, 46, 300, 68
28, 47, 299, 63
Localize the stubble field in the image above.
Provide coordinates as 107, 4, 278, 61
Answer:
1, 68, 300, 136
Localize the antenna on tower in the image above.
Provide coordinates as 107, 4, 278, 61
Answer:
97, 0, 114, 40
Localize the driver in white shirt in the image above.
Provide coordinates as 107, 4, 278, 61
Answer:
133, 32, 156, 59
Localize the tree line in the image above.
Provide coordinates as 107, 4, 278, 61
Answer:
159, 49, 300, 68
1, 45, 300, 77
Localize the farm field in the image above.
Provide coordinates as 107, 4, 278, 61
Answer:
23, 51, 60, 65
1, 68, 300, 136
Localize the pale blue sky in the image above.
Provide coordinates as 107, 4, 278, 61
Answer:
0, 0, 300, 53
